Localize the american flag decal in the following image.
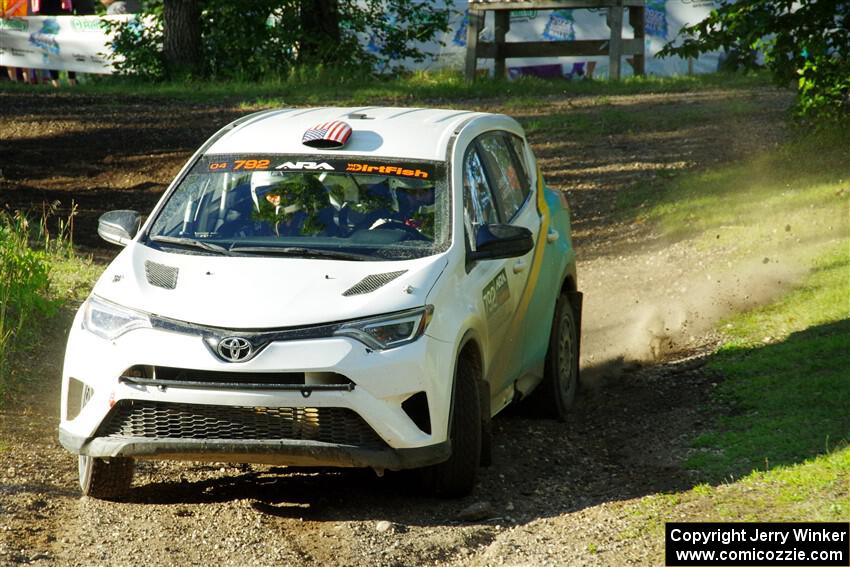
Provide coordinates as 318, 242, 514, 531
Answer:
302, 120, 353, 149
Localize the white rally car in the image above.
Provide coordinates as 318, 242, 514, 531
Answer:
59, 107, 581, 499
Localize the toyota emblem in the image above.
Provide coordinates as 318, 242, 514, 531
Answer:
217, 337, 253, 362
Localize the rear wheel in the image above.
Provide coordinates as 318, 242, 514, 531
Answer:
533, 294, 579, 421
420, 357, 481, 497
78, 386, 134, 499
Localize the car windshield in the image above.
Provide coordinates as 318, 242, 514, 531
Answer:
146, 154, 450, 261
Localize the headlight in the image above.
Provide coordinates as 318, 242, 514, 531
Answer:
82, 295, 151, 340
334, 306, 434, 350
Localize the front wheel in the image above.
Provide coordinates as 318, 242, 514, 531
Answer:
77, 386, 134, 499
419, 358, 481, 497
533, 294, 579, 421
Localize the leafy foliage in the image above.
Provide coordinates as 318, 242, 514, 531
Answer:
103, 5, 166, 81
334, 0, 454, 71
0, 211, 58, 398
659, 0, 850, 120
105, 0, 453, 81
201, 0, 294, 81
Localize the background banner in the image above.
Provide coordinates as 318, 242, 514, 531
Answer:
2, 2, 721, 78
0, 15, 131, 74
423, 0, 723, 78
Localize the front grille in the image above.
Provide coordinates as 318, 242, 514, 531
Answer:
97, 400, 386, 449
132, 366, 308, 385
122, 366, 353, 390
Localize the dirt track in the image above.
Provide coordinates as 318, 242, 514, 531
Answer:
0, 86, 794, 566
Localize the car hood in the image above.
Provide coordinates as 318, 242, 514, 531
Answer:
91, 242, 449, 329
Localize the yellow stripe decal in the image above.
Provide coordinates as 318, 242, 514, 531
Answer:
491, 167, 551, 371
512, 165, 550, 325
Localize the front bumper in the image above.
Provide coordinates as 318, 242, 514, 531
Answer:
59, 429, 450, 469
60, 306, 456, 470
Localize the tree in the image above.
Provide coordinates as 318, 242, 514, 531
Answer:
298, 0, 342, 64
107, 0, 453, 81
659, 1, 849, 120
163, 0, 202, 76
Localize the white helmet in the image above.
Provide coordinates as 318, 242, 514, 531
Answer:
249, 171, 303, 215
249, 171, 288, 211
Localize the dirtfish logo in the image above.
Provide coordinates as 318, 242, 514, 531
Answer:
345, 163, 429, 179
510, 10, 537, 22
71, 18, 104, 33
276, 161, 334, 171
29, 18, 61, 59
0, 19, 29, 32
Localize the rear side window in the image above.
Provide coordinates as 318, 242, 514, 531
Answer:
463, 148, 499, 226
476, 133, 529, 221
507, 134, 532, 189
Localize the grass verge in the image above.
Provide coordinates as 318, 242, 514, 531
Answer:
691, 244, 850, 479
0, 206, 99, 404
0, 69, 772, 106
616, 122, 850, 251
623, 243, 850, 540
0, 211, 55, 399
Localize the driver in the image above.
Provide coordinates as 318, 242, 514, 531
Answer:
250, 171, 301, 216
249, 171, 339, 237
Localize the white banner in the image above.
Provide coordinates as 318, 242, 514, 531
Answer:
2, 4, 719, 78
0, 15, 131, 74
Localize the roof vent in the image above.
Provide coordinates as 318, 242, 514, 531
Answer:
302, 120, 352, 149
145, 260, 179, 290
342, 270, 407, 296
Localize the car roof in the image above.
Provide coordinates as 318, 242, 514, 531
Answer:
204, 107, 503, 161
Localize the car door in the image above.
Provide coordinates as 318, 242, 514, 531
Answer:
463, 143, 516, 361
463, 132, 541, 407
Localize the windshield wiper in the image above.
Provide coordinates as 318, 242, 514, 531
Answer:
150, 235, 236, 256
229, 246, 372, 261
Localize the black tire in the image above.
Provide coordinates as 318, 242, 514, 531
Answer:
479, 417, 493, 467
533, 294, 579, 421
78, 386, 134, 499
420, 358, 481, 497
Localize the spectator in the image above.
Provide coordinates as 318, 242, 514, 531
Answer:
1, 0, 26, 18
1, 0, 28, 82
100, 0, 138, 14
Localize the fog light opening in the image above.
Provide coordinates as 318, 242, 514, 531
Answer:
67, 378, 85, 420
401, 391, 431, 434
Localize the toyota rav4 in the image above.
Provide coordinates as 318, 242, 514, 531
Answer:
59, 107, 582, 499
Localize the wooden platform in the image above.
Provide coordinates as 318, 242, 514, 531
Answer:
465, 0, 646, 81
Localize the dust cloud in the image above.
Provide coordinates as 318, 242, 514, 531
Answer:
577, 228, 845, 384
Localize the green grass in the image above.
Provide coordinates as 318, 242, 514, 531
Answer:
519, 97, 759, 141
688, 245, 850, 479
621, 244, 850, 537
0, 207, 97, 404
626, 447, 850, 539
0, 69, 773, 106
0, 211, 55, 398
616, 123, 850, 249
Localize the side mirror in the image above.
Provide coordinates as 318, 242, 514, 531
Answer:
469, 224, 534, 262
98, 210, 141, 247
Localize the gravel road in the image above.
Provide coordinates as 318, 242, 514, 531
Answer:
0, 86, 793, 566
